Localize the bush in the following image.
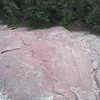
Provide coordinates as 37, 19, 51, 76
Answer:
85, 0, 100, 32
23, 0, 77, 25
0, 0, 100, 32
0, 0, 77, 25
0, 0, 19, 22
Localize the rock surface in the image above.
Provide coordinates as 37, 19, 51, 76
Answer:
0, 25, 99, 100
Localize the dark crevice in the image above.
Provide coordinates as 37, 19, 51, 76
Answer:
1, 48, 21, 54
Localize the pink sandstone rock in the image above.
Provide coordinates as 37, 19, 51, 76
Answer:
0, 26, 92, 100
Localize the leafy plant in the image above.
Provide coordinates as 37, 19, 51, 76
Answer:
0, 0, 100, 32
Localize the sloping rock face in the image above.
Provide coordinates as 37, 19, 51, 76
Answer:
0, 26, 93, 100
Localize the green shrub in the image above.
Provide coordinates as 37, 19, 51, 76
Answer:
85, 0, 100, 32
0, 0, 19, 22
0, 0, 100, 32
0, 0, 76, 25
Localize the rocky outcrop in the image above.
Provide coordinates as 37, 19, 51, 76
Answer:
0, 25, 99, 100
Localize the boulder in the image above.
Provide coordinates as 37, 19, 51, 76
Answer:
0, 26, 92, 100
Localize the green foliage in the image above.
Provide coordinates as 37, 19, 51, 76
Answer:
0, 0, 100, 32
85, 0, 100, 32
0, 0, 77, 25
0, 0, 19, 22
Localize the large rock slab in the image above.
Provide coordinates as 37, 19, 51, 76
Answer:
0, 26, 92, 100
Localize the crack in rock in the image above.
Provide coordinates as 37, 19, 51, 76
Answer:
0, 48, 21, 54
